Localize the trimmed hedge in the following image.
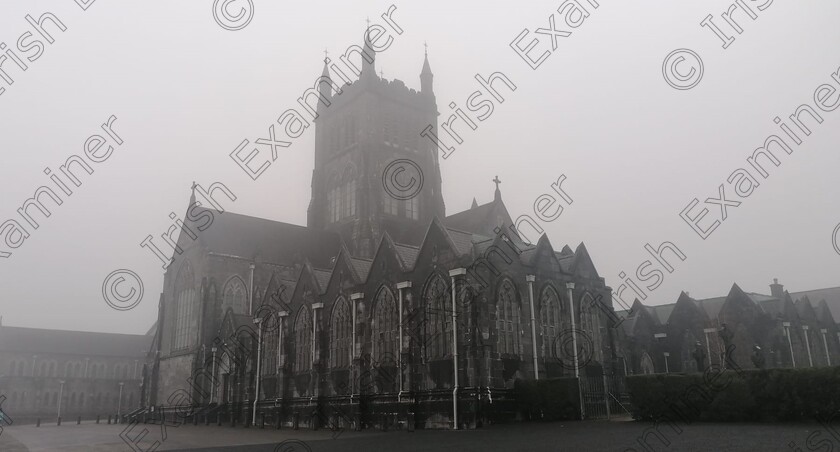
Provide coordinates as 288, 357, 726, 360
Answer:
627, 366, 840, 422
515, 378, 580, 421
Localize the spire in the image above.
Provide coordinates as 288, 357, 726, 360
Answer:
362, 20, 376, 79
471, 198, 478, 209
492, 175, 501, 201
190, 181, 196, 206
319, 52, 333, 102
420, 42, 433, 94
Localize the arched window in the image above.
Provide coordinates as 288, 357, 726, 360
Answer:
341, 167, 357, 218
371, 288, 398, 362
221, 276, 248, 316
327, 173, 339, 223
539, 286, 563, 360
173, 261, 197, 351
294, 307, 312, 373
330, 297, 352, 368
497, 280, 521, 356
424, 275, 450, 360
580, 292, 602, 363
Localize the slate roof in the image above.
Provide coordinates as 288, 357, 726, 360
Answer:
312, 269, 332, 291
193, 208, 340, 267
696, 296, 727, 320
0, 326, 152, 357
651, 304, 676, 324
348, 258, 373, 281
445, 201, 497, 233
393, 243, 420, 270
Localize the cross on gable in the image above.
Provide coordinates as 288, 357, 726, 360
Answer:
492, 176, 501, 189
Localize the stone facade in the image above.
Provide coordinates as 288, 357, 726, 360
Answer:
146, 42, 621, 429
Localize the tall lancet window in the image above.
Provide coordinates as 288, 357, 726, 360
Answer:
173, 261, 197, 351
496, 280, 521, 356
221, 276, 247, 316
330, 297, 352, 368
371, 288, 398, 361
293, 307, 312, 373
424, 275, 450, 360
539, 287, 563, 360
342, 166, 356, 218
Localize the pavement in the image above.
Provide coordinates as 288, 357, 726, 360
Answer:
0, 418, 834, 451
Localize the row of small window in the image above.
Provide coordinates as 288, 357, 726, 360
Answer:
3, 390, 135, 411
7, 360, 136, 379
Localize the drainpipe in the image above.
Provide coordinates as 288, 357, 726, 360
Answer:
248, 264, 255, 316
803, 325, 813, 367
449, 268, 466, 430
783, 322, 796, 368
703, 328, 716, 368
396, 282, 412, 402
350, 293, 364, 401
252, 318, 263, 425
526, 275, 539, 380
822, 329, 831, 366
566, 282, 584, 420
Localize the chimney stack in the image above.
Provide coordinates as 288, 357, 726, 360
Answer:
770, 278, 784, 299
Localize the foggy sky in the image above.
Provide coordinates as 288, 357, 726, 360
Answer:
0, 0, 838, 334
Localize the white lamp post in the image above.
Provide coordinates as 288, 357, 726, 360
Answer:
57, 379, 65, 420
252, 317, 263, 426
118, 382, 124, 422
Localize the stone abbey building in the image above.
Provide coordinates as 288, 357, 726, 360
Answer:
144, 42, 618, 429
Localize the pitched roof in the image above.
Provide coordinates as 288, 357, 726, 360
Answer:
0, 326, 152, 357
192, 208, 340, 267
348, 257, 373, 281
696, 296, 727, 320
789, 286, 840, 320
393, 243, 420, 270
312, 269, 332, 291
651, 304, 676, 324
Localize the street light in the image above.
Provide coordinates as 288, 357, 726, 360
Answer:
252, 318, 263, 426
118, 382, 124, 422
58, 380, 65, 421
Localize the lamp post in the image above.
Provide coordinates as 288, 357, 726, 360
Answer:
252, 317, 263, 426
118, 382, 124, 422
566, 282, 584, 421
57, 380, 65, 421
526, 275, 539, 380
449, 268, 466, 430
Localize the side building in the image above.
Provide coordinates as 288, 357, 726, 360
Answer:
0, 322, 153, 423
617, 280, 840, 374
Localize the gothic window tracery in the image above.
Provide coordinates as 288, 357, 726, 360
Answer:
172, 261, 197, 351
330, 297, 352, 368
372, 288, 398, 361
497, 280, 520, 356
424, 275, 450, 359
221, 276, 248, 316
539, 287, 563, 360
294, 307, 312, 373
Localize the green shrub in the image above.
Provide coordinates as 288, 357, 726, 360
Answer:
626, 366, 840, 422
515, 378, 580, 421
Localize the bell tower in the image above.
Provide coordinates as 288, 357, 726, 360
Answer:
307, 35, 445, 257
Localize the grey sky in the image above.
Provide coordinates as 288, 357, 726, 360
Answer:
0, 0, 838, 334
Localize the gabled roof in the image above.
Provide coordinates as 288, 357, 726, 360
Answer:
444, 196, 514, 238
187, 208, 339, 266
394, 243, 420, 270
790, 286, 840, 320
569, 243, 601, 280
0, 326, 151, 357
696, 296, 727, 320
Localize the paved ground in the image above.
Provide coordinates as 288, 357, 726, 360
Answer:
1, 419, 834, 451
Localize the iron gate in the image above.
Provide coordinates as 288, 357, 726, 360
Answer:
580, 375, 632, 420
